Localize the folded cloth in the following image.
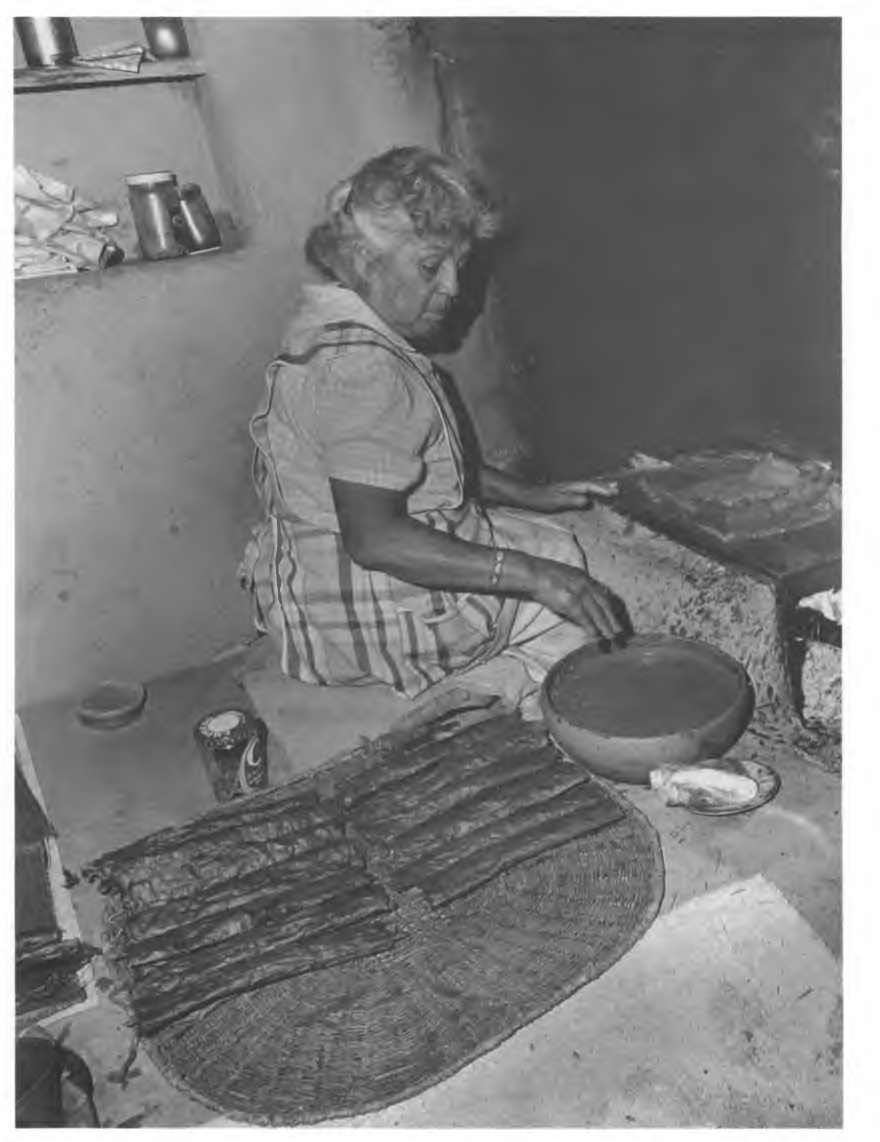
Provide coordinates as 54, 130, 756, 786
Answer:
434, 655, 538, 710
649, 766, 758, 808
14, 242, 77, 278
45, 230, 111, 267
15, 199, 75, 243
798, 588, 841, 624
14, 165, 75, 206
72, 42, 145, 74
14, 164, 118, 277
69, 207, 118, 229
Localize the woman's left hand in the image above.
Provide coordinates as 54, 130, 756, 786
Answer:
477, 465, 619, 514
528, 479, 619, 513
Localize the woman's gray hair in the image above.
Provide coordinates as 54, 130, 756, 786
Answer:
305, 146, 501, 284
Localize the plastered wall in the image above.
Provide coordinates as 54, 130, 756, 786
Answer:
15, 18, 515, 704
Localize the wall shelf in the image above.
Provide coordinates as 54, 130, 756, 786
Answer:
14, 238, 245, 289
14, 58, 205, 95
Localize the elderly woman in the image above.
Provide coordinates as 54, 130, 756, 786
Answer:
239, 147, 624, 716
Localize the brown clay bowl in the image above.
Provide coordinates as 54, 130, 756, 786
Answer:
541, 633, 754, 784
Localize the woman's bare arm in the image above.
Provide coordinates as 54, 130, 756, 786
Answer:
329, 477, 622, 640
477, 465, 618, 513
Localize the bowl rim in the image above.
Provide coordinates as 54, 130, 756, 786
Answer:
541, 633, 753, 745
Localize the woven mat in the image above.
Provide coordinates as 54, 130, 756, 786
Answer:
86, 713, 664, 1126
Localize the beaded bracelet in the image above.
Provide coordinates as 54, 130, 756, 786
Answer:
488, 546, 506, 591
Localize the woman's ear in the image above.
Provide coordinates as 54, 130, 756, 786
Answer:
326, 178, 354, 217
348, 236, 381, 286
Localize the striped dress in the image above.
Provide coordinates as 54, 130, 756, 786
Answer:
238, 284, 516, 699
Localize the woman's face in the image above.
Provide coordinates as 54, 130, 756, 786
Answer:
363, 232, 470, 344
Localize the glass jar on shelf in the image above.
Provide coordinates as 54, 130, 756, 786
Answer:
125, 171, 189, 261
179, 184, 222, 253
15, 18, 78, 68
140, 18, 190, 60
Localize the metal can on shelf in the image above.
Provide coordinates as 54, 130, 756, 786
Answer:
15, 18, 78, 68
125, 171, 189, 261
193, 708, 269, 803
179, 183, 222, 253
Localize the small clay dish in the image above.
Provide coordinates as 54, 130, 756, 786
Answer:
77, 681, 147, 730
541, 634, 754, 784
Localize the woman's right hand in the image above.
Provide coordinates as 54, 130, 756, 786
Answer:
329, 478, 625, 643
527, 556, 623, 642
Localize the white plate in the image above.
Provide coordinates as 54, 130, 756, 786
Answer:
683, 757, 780, 816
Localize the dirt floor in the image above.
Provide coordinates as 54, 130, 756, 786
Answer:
16, 637, 841, 1128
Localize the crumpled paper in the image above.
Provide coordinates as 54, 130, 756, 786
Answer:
14, 164, 120, 278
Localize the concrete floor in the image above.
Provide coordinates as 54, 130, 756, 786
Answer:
17, 643, 842, 1129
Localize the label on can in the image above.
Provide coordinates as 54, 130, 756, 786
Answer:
238, 734, 267, 794
194, 708, 268, 802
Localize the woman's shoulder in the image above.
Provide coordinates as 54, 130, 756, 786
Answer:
315, 339, 429, 423
271, 333, 410, 385
269, 286, 434, 413
279, 284, 404, 351
263, 342, 429, 444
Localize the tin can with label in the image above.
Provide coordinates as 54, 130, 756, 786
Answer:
193, 708, 269, 802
